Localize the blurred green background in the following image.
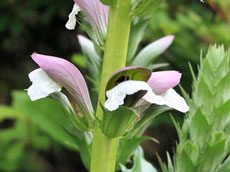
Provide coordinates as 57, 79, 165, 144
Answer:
0, 0, 229, 171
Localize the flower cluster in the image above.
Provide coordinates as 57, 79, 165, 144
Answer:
27, 53, 189, 131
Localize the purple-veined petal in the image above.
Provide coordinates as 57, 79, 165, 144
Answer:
74, 0, 108, 32
31, 53, 94, 114
65, 3, 81, 30
104, 80, 165, 111
147, 71, 181, 95
74, 0, 108, 45
28, 68, 62, 101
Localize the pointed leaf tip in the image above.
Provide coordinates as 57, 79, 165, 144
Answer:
132, 35, 175, 67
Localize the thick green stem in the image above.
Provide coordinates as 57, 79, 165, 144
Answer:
90, 1, 132, 172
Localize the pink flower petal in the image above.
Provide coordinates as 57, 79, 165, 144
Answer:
31, 53, 93, 114
74, 0, 108, 35
147, 71, 181, 95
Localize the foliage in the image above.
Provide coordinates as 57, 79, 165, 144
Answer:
160, 45, 230, 172
120, 146, 158, 172
0, 90, 90, 171
1, 0, 230, 171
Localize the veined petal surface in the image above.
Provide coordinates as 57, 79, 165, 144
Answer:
147, 71, 181, 94
74, 0, 108, 40
74, 0, 109, 46
31, 53, 93, 114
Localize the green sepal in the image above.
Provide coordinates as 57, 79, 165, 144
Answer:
106, 67, 151, 91
132, 0, 166, 17
100, 105, 137, 138
50, 92, 92, 132
100, 0, 119, 6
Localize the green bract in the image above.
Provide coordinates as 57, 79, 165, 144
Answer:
161, 45, 230, 172
100, 106, 137, 138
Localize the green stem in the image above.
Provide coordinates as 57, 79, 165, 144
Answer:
90, 1, 132, 172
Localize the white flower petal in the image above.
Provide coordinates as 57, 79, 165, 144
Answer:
160, 89, 189, 113
27, 68, 62, 101
65, 3, 81, 30
104, 80, 165, 111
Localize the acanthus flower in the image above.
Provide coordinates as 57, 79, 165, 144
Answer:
104, 67, 189, 113
27, 53, 95, 131
27, 55, 189, 134
65, 0, 109, 47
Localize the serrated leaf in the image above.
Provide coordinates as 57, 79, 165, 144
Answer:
172, 45, 230, 172
216, 156, 230, 172
198, 138, 227, 172
190, 109, 211, 149
175, 142, 197, 172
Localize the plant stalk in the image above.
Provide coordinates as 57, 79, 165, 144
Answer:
90, 1, 132, 172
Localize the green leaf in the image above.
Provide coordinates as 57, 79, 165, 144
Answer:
127, 17, 149, 64
172, 45, 230, 172
190, 109, 211, 149
198, 137, 227, 172
11, 90, 77, 150
131, 35, 174, 67
216, 156, 230, 172
175, 141, 197, 172
72, 54, 87, 68
117, 137, 151, 168
120, 146, 158, 172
